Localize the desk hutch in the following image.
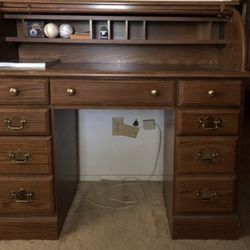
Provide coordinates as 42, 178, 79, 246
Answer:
0, 0, 249, 240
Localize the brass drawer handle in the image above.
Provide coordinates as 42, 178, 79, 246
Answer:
67, 88, 76, 96
9, 88, 19, 96
196, 148, 219, 163
11, 188, 34, 203
3, 118, 28, 130
8, 152, 32, 164
150, 89, 160, 97
194, 188, 217, 202
208, 89, 216, 97
198, 116, 223, 130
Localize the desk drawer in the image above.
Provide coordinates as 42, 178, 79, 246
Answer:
0, 78, 49, 105
178, 80, 242, 107
175, 137, 237, 174
0, 109, 50, 135
0, 137, 52, 174
51, 79, 175, 106
176, 109, 240, 136
175, 176, 235, 214
0, 176, 54, 215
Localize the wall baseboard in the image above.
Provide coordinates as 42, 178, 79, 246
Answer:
79, 175, 164, 181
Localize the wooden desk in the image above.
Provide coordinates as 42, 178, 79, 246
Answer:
0, 0, 249, 240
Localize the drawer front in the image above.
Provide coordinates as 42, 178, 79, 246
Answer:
0, 176, 54, 215
178, 80, 242, 107
0, 137, 52, 174
175, 137, 237, 174
175, 176, 235, 213
0, 109, 50, 135
176, 109, 240, 136
51, 79, 175, 106
0, 78, 49, 105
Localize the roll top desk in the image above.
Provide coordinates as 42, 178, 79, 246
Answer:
0, 0, 249, 240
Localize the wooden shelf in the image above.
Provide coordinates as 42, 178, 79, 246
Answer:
6, 37, 227, 45
4, 14, 231, 22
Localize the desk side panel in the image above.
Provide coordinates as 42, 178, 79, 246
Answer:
52, 109, 79, 232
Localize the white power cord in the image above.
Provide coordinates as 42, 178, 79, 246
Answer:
85, 123, 162, 210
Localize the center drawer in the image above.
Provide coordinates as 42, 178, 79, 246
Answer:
0, 137, 52, 174
50, 79, 175, 106
0, 176, 54, 215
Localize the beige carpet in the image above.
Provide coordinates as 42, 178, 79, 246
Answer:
0, 180, 250, 250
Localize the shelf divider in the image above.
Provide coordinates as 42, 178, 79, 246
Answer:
89, 19, 93, 39
107, 20, 111, 40
143, 21, 147, 40
125, 20, 129, 40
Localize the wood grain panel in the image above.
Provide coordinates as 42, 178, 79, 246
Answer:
0, 215, 58, 240
0, 136, 52, 174
0, 108, 50, 135
218, 8, 246, 71
51, 79, 175, 107
0, 216, 58, 240
176, 109, 240, 136
0, 2, 236, 16
178, 80, 242, 106
19, 44, 219, 66
175, 176, 235, 213
0, 176, 54, 215
0, 78, 49, 105
175, 136, 237, 174
52, 109, 79, 232
0, 16, 18, 61
172, 215, 240, 239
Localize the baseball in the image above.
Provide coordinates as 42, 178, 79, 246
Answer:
59, 24, 74, 38
44, 23, 59, 38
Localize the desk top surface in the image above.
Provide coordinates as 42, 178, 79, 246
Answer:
0, 63, 249, 78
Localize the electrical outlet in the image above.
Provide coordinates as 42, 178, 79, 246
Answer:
121, 124, 139, 138
112, 117, 124, 136
143, 119, 155, 130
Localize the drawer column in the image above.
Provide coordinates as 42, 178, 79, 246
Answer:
165, 79, 243, 239
0, 78, 58, 239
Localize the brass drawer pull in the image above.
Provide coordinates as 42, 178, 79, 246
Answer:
194, 188, 217, 202
11, 188, 34, 203
208, 89, 216, 97
198, 116, 223, 130
9, 88, 19, 96
8, 152, 31, 164
67, 88, 76, 96
3, 118, 28, 130
150, 89, 160, 97
196, 148, 219, 163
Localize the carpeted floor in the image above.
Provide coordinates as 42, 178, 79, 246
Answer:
0, 180, 250, 250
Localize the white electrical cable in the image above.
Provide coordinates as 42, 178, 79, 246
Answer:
85, 123, 162, 210
148, 124, 162, 181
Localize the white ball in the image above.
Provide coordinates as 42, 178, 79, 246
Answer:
44, 23, 59, 38
59, 24, 74, 38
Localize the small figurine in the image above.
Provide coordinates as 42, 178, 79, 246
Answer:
100, 26, 108, 39
28, 21, 45, 38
